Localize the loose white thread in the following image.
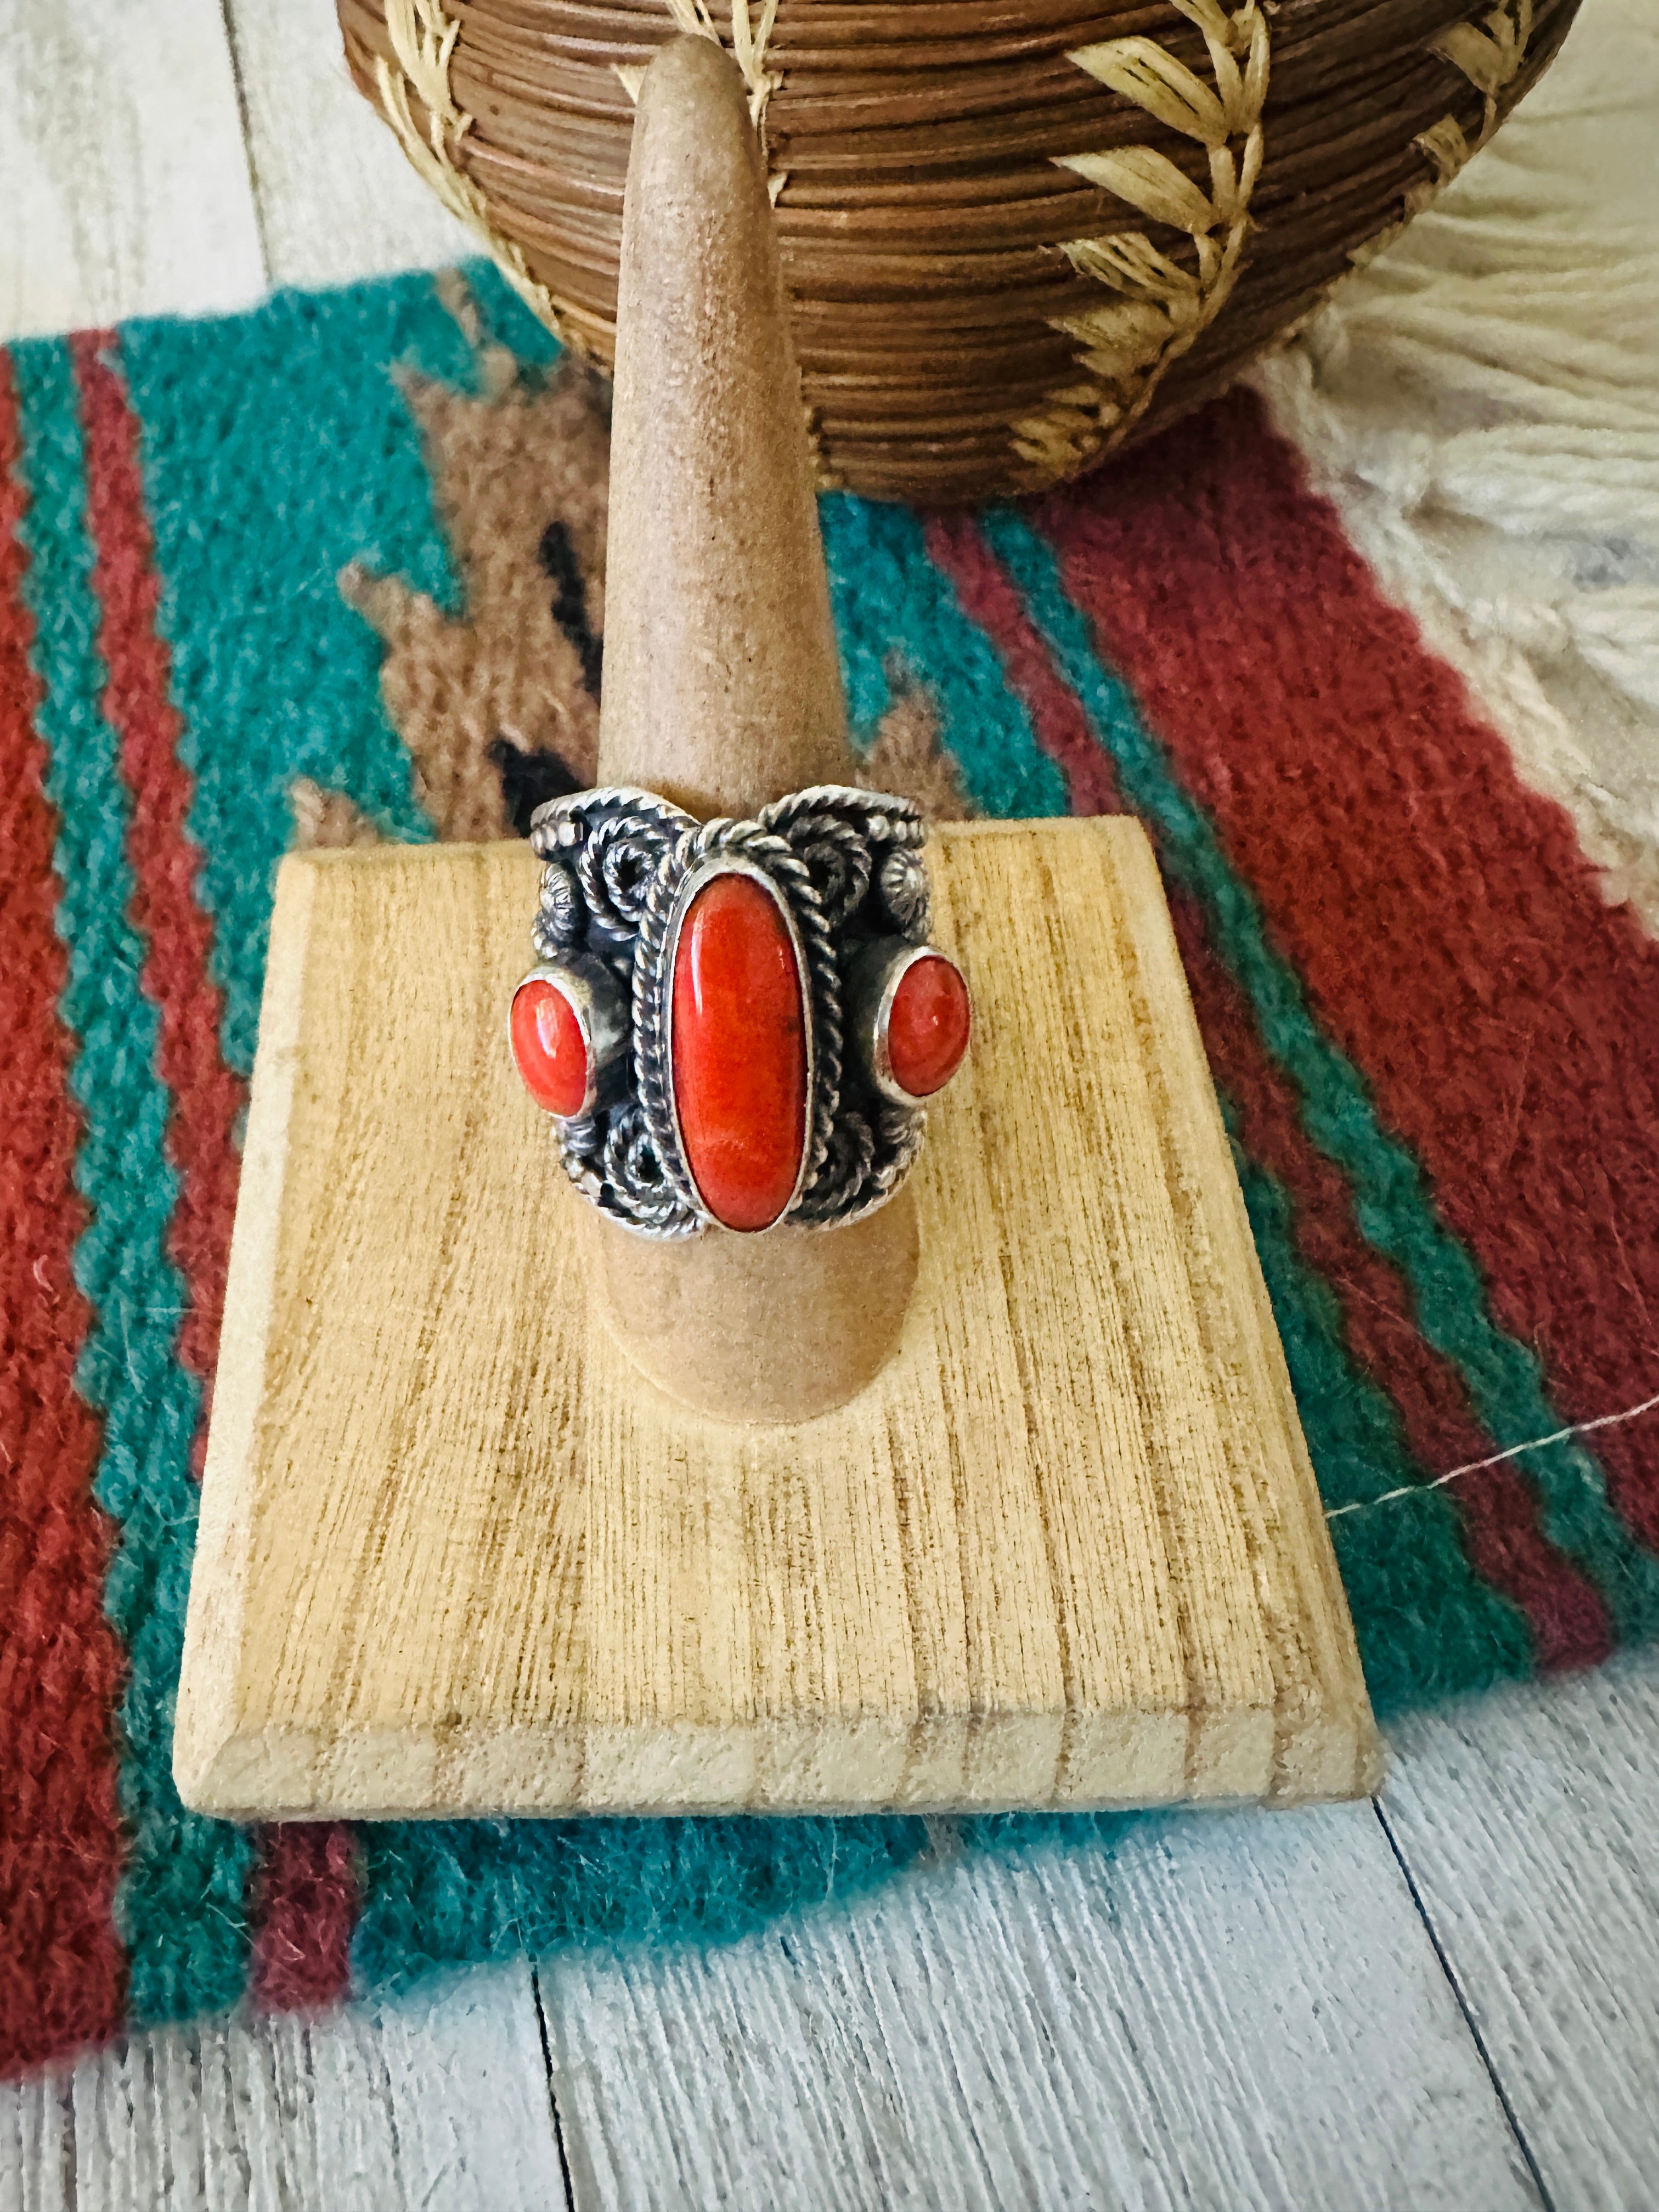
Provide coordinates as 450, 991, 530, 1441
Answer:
1324, 1389, 1659, 1521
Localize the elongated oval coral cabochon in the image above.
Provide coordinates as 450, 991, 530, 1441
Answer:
671, 870, 809, 1232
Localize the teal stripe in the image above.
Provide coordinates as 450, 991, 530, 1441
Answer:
10, 337, 253, 2025
351, 1811, 930, 1995
117, 266, 546, 1078
109, 264, 559, 2007
820, 495, 1068, 820
1224, 1102, 1533, 1708
984, 506, 1659, 1643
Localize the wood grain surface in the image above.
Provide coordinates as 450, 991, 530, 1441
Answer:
538, 1803, 1543, 2212
0, 1963, 567, 2212
174, 824, 1377, 1821
5, 7, 1657, 2206
1381, 1651, 1659, 2212
224, 0, 472, 290
0, 0, 266, 341
16, 1651, 1659, 2208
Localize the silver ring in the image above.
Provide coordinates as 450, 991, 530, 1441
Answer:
509, 785, 972, 1238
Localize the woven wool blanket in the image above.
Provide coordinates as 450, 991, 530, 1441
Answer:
3, 221, 1657, 2073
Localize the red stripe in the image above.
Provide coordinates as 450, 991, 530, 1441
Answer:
945, 499, 1608, 1666
925, 514, 1126, 816
0, 352, 127, 2071
73, 335, 241, 1395
73, 335, 355, 2012
1042, 393, 1659, 1554
249, 1824, 361, 2012
1169, 886, 1612, 1669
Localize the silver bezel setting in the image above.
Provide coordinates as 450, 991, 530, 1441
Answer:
658, 854, 816, 1233
520, 782, 957, 1239
508, 953, 629, 1122
849, 939, 970, 1109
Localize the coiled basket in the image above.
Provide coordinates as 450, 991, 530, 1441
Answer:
338, 0, 1576, 503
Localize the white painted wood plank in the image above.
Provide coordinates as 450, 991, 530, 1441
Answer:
0, 2068, 70, 2212
0, 1962, 569, 2211
12, 1661, 1656, 2212
539, 1804, 1542, 2212
2, 0, 267, 344
1382, 1646, 1659, 2212
225, 0, 473, 291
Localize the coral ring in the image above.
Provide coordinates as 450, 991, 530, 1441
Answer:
509, 784, 972, 1238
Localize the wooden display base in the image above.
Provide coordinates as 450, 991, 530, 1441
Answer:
175, 821, 1381, 1821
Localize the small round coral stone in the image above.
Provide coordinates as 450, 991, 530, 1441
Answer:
672, 872, 809, 1233
887, 954, 970, 1098
511, 977, 590, 1118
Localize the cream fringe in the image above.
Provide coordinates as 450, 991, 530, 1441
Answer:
1252, 0, 1659, 932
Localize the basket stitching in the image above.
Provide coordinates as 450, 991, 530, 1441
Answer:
1350, 0, 1537, 269
374, 0, 577, 348
367, 0, 1542, 495
1010, 0, 1269, 489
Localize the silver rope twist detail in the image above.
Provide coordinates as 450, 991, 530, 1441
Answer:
632, 830, 704, 1217
601, 1101, 699, 1236
690, 818, 844, 1184
528, 783, 940, 1237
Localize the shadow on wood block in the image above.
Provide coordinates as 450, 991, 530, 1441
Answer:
174, 821, 1381, 1820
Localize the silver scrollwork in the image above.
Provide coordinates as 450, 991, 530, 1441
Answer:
526, 783, 939, 1238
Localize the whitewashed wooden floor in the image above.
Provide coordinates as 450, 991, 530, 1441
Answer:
4, 2, 1657, 2205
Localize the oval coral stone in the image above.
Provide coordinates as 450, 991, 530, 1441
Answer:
672, 871, 809, 1232
511, 977, 590, 1118
887, 953, 970, 1098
